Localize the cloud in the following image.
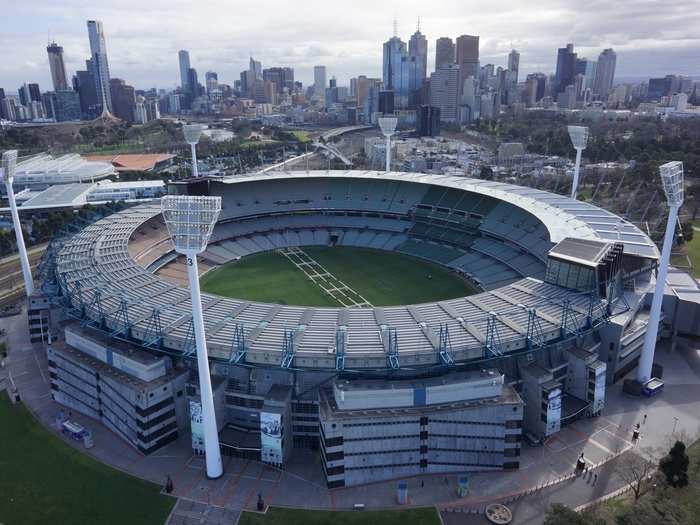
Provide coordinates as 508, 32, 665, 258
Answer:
0, 0, 698, 92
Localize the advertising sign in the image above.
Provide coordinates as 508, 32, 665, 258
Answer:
545, 387, 562, 436
189, 400, 204, 453
260, 411, 282, 465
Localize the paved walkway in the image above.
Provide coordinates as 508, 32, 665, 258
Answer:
4, 308, 700, 524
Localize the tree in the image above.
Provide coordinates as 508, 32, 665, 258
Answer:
619, 451, 657, 500
659, 441, 689, 488
680, 221, 694, 244
544, 503, 605, 525
479, 166, 494, 180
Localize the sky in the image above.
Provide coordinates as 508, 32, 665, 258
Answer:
1, 0, 699, 93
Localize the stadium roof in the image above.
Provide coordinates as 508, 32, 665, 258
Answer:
84, 154, 175, 172
12, 154, 115, 184
20, 183, 95, 209
219, 171, 660, 260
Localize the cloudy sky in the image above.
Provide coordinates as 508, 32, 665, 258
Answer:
1, 0, 698, 92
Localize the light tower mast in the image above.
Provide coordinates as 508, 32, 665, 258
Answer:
184, 124, 203, 178
567, 125, 589, 199
637, 161, 684, 384
378, 116, 398, 173
161, 195, 224, 478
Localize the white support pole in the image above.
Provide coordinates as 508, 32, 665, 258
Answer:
385, 135, 391, 173
637, 204, 679, 383
190, 143, 199, 178
185, 254, 223, 478
571, 148, 582, 200
2, 154, 33, 297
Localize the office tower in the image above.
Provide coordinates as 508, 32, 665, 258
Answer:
44, 90, 81, 122
87, 20, 113, 114
263, 67, 294, 94
460, 75, 479, 122
349, 77, 357, 97
378, 90, 394, 114
314, 65, 327, 99
435, 37, 455, 69
47, 42, 69, 91
187, 68, 200, 98
408, 27, 428, 107
249, 57, 262, 79
594, 48, 616, 99
508, 50, 520, 83
456, 35, 479, 84
429, 64, 461, 121
110, 78, 136, 122
28, 83, 42, 103
575, 58, 597, 90
554, 43, 577, 98
73, 66, 99, 118
417, 105, 440, 137
1, 98, 18, 121
178, 50, 191, 92
18, 84, 29, 106
383, 35, 409, 108
205, 72, 218, 94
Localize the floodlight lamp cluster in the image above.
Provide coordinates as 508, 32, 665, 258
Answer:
659, 161, 684, 207
183, 124, 203, 145
378, 116, 398, 137
1, 150, 18, 183
161, 195, 222, 254
567, 125, 589, 150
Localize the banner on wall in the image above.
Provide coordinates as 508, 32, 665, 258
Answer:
545, 387, 562, 437
260, 411, 282, 464
189, 400, 204, 453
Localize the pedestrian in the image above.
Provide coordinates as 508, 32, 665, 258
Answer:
593, 473, 598, 486
421, 480, 424, 488
643, 414, 647, 425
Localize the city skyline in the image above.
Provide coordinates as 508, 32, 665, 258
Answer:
1, 0, 698, 92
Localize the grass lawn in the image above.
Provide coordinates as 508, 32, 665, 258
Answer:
290, 130, 311, 143
238, 506, 441, 525
0, 392, 175, 525
671, 222, 700, 278
588, 439, 700, 524
200, 247, 476, 307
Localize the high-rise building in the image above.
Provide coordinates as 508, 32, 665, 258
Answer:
249, 57, 262, 79
263, 67, 295, 94
205, 72, 218, 95
47, 42, 69, 91
187, 68, 201, 99
408, 28, 428, 107
314, 65, 327, 100
594, 48, 616, 99
429, 64, 461, 122
554, 43, 576, 99
110, 78, 136, 122
87, 20, 113, 114
28, 83, 42, 103
382, 35, 408, 105
456, 35, 479, 79
417, 105, 440, 136
73, 67, 99, 118
178, 50, 191, 92
44, 90, 82, 122
435, 37, 455, 69
508, 50, 520, 83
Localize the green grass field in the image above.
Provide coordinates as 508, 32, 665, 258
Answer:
238, 506, 441, 525
200, 246, 476, 306
0, 393, 175, 525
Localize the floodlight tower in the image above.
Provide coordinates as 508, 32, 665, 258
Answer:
637, 161, 684, 384
567, 125, 589, 199
1, 150, 33, 296
378, 116, 398, 173
162, 195, 223, 478
183, 124, 203, 178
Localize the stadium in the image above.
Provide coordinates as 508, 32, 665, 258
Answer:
44, 169, 674, 488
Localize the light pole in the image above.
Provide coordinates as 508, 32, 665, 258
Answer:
1, 150, 34, 296
183, 124, 203, 178
567, 125, 589, 200
162, 195, 223, 478
637, 161, 684, 384
378, 116, 398, 173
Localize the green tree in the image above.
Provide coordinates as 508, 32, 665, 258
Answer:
659, 441, 689, 488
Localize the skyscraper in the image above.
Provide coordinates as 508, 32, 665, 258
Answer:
47, 42, 69, 91
205, 71, 218, 95
87, 20, 113, 114
435, 37, 455, 69
554, 43, 577, 98
73, 66, 99, 118
455, 35, 479, 100
508, 50, 520, 83
314, 65, 327, 99
383, 35, 409, 108
408, 27, 428, 107
429, 64, 461, 122
110, 78, 136, 122
178, 50, 191, 92
594, 48, 616, 99
249, 57, 262, 80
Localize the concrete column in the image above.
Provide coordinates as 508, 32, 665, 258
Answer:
637, 204, 679, 383
385, 136, 391, 173
4, 177, 33, 296
186, 254, 223, 478
571, 148, 582, 199
190, 143, 199, 178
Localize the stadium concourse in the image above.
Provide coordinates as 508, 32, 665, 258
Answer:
36, 170, 700, 491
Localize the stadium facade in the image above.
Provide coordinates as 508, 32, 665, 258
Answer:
40, 170, 698, 488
